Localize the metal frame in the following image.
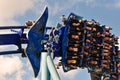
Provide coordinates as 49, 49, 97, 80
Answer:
41, 51, 61, 80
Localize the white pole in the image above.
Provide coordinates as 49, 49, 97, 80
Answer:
47, 54, 61, 80
41, 52, 50, 80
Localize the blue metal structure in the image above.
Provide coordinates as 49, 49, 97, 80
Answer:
0, 7, 120, 80
0, 26, 28, 55
26, 7, 48, 77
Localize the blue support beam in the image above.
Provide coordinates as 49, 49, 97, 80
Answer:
0, 50, 24, 55
0, 26, 27, 29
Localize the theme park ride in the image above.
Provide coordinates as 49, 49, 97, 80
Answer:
0, 7, 120, 80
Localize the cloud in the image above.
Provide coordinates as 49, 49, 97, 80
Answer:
0, 0, 42, 79
113, 0, 120, 8
0, 45, 18, 52
0, 0, 97, 26
31, 0, 48, 14
0, 0, 34, 25
57, 67, 90, 80
58, 67, 80, 80
105, 0, 120, 9
32, 78, 39, 80
0, 56, 24, 80
24, 0, 97, 16
47, 0, 96, 15
79, 0, 96, 5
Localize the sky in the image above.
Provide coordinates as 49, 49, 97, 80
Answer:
0, 0, 120, 80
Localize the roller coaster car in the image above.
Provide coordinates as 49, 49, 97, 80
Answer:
62, 13, 85, 72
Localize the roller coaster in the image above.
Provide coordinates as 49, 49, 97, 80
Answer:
0, 7, 120, 80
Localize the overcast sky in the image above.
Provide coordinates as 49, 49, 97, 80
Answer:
0, 0, 120, 80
